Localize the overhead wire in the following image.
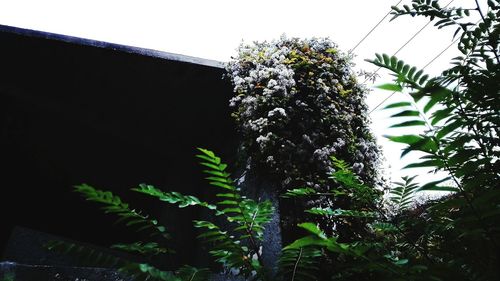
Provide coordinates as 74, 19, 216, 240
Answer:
349, 0, 404, 54
359, 0, 457, 114
368, 17, 482, 114
362, 0, 455, 86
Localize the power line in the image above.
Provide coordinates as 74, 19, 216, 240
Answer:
349, 0, 403, 54
362, 0, 455, 86
368, 14, 480, 114
361, 20, 432, 85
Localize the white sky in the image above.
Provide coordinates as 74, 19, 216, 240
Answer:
0, 0, 480, 186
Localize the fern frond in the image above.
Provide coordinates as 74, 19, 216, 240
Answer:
46, 240, 205, 281
370, 222, 399, 235
132, 184, 217, 210
282, 187, 318, 198
111, 241, 173, 255
196, 148, 236, 195
329, 156, 379, 204
45, 240, 122, 268
74, 184, 170, 240
367, 54, 430, 90
197, 148, 273, 241
193, 220, 249, 271
389, 176, 420, 211
306, 207, 377, 219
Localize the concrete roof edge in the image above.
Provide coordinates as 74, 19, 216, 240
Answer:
0, 24, 225, 69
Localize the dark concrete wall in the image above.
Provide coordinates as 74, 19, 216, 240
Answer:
0, 25, 237, 269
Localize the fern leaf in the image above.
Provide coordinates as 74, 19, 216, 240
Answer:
132, 184, 217, 210
192, 220, 249, 271
329, 156, 379, 204
306, 207, 377, 219
282, 187, 318, 198
111, 241, 173, 255
45, 240, 122, 268
74, 184, 170, 239
197, 148, 273, 240
389, 176, 420, 211
367, 54, 429, 88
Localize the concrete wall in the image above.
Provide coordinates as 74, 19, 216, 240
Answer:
0, 25, 238, 269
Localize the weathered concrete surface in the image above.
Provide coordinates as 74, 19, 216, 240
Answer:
237, 169, 283, 279
0, 262, 132, 281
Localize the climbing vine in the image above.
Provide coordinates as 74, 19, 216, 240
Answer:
226, 36, 381, 191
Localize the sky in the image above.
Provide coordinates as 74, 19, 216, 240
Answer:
0, 0, 480, 186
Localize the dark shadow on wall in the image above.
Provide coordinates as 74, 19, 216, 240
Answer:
0, 25, 238, 269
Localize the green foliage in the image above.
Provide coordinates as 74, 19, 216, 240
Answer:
74, 184, 171, 240
45, 240, 120, 268
46, 239, 210, 281
306, 207, 376, 218
282, 187, 318, 198
350, 0, 500, 280
111, 242, 172, 256
388, 176, 419, 211
0, 272, 15, 281
68, 148, 273, 280
278, 247, 322, 281
55, 2, 498, 280
135, 148, 274, 278
132, 184, 216, 210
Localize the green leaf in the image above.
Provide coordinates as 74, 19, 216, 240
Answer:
385, 135, 423, 145
431, 108, 453, 125
423, 87, 451, 113
282, 187, 318, 198
376, 83, 402, 92
298, 222, 327, 239
390, 176, 419, 211
390, 110, 420, 118
196, 147, 215, 158
306, 207, 376, 219
390, 120, 426, 128
74, 184, 170, 239
419, 185, 458, 192
436, 119, 462, 139
383, 101, 411, 109
209, 181, 236, 191
413, 69, 423, 81
133, 184, 216, 210
111, 242, 173, 255
284, 236, 332, 250
382, 53, 391, 65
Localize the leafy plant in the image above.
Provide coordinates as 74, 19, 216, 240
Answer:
388, 176, 420, 211
279, 157, 417, 281
360, 0, 500, 280
59, 148, 273, 280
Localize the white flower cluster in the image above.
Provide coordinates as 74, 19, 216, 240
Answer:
226, 36, 381, 189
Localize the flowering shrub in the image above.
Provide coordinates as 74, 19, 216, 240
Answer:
226, 36, 380, 191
